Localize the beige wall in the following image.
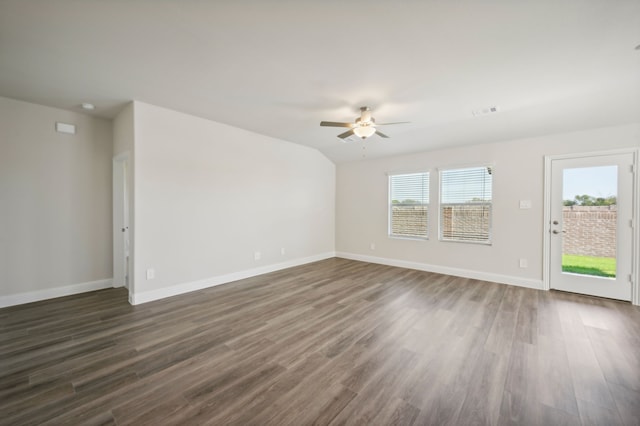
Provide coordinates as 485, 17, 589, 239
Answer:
336, 123, 640, 287
131, 102, 335, 301
0, 96, 113, 301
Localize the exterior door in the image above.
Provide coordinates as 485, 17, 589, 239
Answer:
549, 152, 635, 301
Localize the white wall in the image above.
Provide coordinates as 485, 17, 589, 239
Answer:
336, 123, 640, 288
5, 95, 633, 307
0, 96, 113, 306
113, 102, 134, 156
131, 102, 335, 303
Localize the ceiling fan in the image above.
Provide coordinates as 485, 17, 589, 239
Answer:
320, 106, 409, 140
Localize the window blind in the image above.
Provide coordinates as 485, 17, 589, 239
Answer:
440, 166, 492, 243
389, 172, 429, 238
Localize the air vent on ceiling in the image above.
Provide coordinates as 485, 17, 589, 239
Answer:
472, 106, 500, 117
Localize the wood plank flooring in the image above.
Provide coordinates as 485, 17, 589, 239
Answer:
1, 258, 639, 425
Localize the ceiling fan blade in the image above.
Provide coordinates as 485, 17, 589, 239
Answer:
337, 129, 355, 139
375, 130, 390, 138
320, 121, 353, 128
374, 121, 410, 126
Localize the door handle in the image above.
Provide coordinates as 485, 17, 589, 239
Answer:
552, 230, 566, 234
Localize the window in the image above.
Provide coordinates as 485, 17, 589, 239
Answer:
440, 166, 493, 243
389, 172, 429, 239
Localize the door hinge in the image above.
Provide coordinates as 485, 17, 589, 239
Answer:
630, 164, 636, 173
631, 219, 635, 229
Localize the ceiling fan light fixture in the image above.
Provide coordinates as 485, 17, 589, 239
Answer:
353, 126, 376, 139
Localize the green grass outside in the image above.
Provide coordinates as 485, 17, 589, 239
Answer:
562, 254, 616, 278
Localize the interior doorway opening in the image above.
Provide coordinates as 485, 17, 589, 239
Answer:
113, 153, 132, 296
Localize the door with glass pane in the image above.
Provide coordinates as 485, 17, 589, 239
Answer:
549, 153, 634, 301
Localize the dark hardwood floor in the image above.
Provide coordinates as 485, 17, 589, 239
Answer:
1, 258, 639, 425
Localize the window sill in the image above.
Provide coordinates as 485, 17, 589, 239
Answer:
438, 238, 492, 246
389, 235, 429, 242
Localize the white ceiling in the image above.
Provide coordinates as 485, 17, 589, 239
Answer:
1, 1, 639, 163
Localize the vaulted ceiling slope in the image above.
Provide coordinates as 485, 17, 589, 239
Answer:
1, 1, 639, 163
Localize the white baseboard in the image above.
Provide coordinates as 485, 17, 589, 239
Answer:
130, 252, 336, 305
0, 278, 114, 309
335, 252, 543, 290
1, 251, 539, 308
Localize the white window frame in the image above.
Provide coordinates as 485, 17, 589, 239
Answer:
438, 165, 493, 245
388, 171, 430, 240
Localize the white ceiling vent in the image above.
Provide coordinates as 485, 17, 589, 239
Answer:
472, 106, 500, 117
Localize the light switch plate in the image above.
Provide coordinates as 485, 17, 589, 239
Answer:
56, 122, 76, 134
519, 200, 532, 209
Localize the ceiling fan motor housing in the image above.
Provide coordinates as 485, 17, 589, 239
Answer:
359, 106, 373, 124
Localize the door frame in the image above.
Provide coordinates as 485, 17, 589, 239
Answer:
113, 152, 132, 295
543, 148, 639, 305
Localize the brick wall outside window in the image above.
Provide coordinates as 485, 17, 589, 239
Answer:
563, 205, 617, 258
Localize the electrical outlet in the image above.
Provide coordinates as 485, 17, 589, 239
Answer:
254, 251, 261, 261
519, 259, 528, 268
146, 268, 155, 280
370, 243, 376, 250
281, 247, 286, 255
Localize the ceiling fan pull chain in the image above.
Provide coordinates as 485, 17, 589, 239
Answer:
362, 140, 366, 158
